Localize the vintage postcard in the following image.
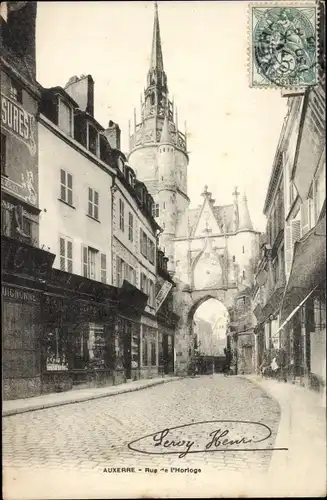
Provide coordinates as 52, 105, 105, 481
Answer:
1, 1, 326, 499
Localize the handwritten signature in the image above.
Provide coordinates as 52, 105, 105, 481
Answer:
128, 420, 288, 458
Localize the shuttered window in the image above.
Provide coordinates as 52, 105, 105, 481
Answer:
119, 199, 125, 231
60, 169, 73, 205
59, 237, 73, 273
82, 245, 88, 277
128, 212, 134, 242
285, 223, 293, 277
88, 188, 99, 220
300, 199, 311, 237
291, 219, 301, 244
82, 245, 98, 280
100, 253, 107, 284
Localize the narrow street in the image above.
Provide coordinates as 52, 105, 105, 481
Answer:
3, 376, 280, 473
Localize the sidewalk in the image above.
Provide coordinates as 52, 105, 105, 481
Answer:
243, 375, 326, 497
2, 376, 182, 417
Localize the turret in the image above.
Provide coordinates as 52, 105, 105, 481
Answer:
238, 193, 253, 231
232, 186, 240, 232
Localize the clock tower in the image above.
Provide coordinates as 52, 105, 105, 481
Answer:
128, 1, 189, 273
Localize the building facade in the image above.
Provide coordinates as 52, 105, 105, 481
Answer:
1, 2, 51, 399
253, 2, 325, 397
110, 149, 162, 380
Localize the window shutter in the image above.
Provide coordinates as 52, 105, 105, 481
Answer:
60, 237, 65, 271
116, 255, 121, 286
300, 200, 310, 237
82, 245, 88, 277
285, 223, 292, 277
291, 219, 301, 244
101, 253, 107, 283
67, 173, 73, 205
67, 240, 73, 273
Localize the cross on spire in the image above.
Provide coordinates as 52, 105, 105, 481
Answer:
232, 186, 240, 198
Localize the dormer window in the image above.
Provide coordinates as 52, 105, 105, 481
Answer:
87, 123, 99, 156
128, 171, 135, 187
58, 97, 73, 137
118, 157, 125, 175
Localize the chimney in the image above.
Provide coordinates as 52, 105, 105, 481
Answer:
1, 2, 37, 79
64, 74, 94, 116
104, 120, 121, 150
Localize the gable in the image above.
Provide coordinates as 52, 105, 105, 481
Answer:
193, 197, 221, 237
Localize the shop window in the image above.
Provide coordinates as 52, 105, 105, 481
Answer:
58, 98, 73, 136
10, 79, 23, 103
151, 336, 157, 366
59, 236, 73, 273
60, 169, 73, 206
1, 133, 7, 176
88, 187, 99, 220
87, 323, 106, 369
82, 245, 98, 280
119, 199, 125, 231
142, 328, 148, 366
45, 326, 69, 371
131, 325, 140, 369
128, 212, 134, 242
100, 253, 107, 284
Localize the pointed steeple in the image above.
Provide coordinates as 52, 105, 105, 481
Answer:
160, 111, 173, 144
150, 2, 164, 72
238, 192, 253, 231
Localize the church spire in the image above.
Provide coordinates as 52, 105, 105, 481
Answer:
150, 2, 164, 72
238, 192, 253, 231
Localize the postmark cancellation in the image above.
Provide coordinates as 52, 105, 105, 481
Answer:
249, 1, 320, 88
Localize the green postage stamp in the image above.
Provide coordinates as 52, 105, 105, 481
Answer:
249, 2, 319, 88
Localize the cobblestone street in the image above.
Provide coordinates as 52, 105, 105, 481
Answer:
3, 376, 280, 474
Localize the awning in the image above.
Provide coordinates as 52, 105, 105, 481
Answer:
275, 287, 317, 336
279, 209, 326, 325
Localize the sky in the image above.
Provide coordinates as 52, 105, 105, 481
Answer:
35, 0, 288, 231
195, 299, 229, 339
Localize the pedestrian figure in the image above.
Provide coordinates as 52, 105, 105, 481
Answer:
223, 347, 232, 376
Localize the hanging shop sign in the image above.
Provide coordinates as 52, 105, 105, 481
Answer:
155, 280, 173, 313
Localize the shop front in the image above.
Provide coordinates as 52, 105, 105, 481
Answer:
42, 275, 147, 391
140, 315, 159, 379
157, 312, 178, 375
2, 235, 55, 400
278, 208, 326, 390
116, 280, 148, 382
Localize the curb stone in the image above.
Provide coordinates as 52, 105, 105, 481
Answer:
3, 377, 184, 417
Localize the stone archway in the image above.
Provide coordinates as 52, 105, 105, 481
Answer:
173, 286, 239, 375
